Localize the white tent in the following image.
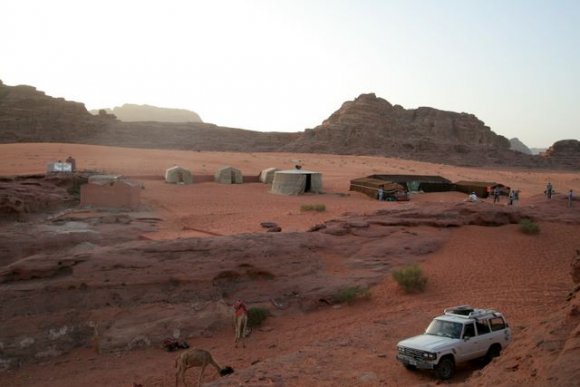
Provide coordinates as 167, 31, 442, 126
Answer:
215, 166, 243, 184
165, 166, 193, 184
259, 167, 279, 184
271, 169, 323, 195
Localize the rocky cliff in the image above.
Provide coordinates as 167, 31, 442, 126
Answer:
281, 93, 543, 167
0, 81, 295, 151
0, 82, 113, 144
541, 139, 580, 168
91, 104, 203, 123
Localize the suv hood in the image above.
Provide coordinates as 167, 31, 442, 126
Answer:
398, 334, 457, 352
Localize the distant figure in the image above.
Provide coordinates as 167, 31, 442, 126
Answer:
514, 189, 520, 206
377, 185, 385, 201
508, 190, 515, 205
546, 182, 553, 199
65, 156, 76, 172
493, 186, 501, 204
568, 190, 574, 208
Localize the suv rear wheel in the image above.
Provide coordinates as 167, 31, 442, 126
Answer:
484, 344, 501, 363
435, 357, 455, 380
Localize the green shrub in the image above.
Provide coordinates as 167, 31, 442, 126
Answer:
333, 285, 371, 304
300, 203, 326, 212
392, 265, 427, 293
519, 219, 540, 235
247, 307, 270, 328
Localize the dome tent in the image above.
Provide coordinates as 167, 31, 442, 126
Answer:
271, 169, 323, 195
214, 166, 243, 184
165, 166, 193, 184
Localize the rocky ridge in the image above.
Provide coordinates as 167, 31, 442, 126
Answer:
1, 81, 577, 168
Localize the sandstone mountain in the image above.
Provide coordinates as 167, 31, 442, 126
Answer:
0, 81, 577, 169
510, 137, 533, 154
541, 139, 580, 168
281, 93, 553, 167
90, 103, 203, 123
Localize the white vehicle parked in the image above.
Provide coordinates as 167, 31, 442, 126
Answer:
396, 305, 512, 380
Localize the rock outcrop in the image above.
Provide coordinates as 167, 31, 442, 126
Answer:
541, 139, 580, 168
90, 104, 203, 123
281, 93, 543, 167
510, 137, 532, 154
0, 83, 113, 144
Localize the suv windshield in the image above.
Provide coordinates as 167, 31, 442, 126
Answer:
425, 319, 462, 339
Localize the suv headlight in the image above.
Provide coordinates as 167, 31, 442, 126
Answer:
422, 352, 437, 360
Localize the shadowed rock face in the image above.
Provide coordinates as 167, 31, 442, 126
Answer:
280, 93, 547, 167
541, 139, 580, 167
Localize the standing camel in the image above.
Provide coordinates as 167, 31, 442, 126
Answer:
175, 348, 233, 387
233, 299, 248, 348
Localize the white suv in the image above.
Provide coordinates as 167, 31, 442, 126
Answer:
396, 305, 512, 380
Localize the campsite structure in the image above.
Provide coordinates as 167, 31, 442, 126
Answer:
455, 181, 510, 198
80, 175, 141, 210
165, 166, 193, 184
349, 177, 406, 200
215, 166, 243, 184
369, 174, 454, 192
271, 169, 323, 195
259, 167, 279, 184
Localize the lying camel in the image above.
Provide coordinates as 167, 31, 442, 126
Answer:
233, 300, 249, 348
175, 348, 233, 387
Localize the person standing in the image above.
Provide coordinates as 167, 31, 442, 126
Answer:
508, 190, 515, 205
493, 186, 501, 204
546, 182, 553, 199
568, 189, 574, 208
377, 185, 385, 201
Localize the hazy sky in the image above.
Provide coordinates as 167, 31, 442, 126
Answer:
2, 1, 579, 148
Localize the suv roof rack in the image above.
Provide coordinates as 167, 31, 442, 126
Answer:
443, 305, 500, 319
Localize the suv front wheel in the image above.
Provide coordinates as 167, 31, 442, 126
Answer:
435, 357, 455, 380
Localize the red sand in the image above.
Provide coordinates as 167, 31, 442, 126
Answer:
0, 143, 579, 386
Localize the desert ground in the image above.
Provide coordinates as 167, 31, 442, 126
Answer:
0, 143, 579, 387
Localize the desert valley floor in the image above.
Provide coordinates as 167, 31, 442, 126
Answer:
0, 143, 579, 387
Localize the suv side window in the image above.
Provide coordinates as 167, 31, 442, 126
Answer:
489, 317, 506, 331
476, 319, 491, 335
463, 323, 475, 339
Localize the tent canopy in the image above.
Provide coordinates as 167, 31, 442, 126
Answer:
259, 167, 279, 184
165, 166, 193, 184
271, 169, 323, 195
215, 166, 243, 184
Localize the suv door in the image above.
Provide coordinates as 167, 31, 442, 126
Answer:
456, 322, 487, 361
474, 319, 495, 356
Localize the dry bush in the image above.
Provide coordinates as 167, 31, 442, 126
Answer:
392, 265, 427, 293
